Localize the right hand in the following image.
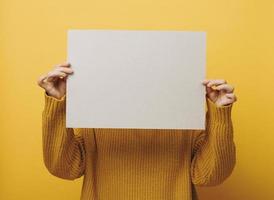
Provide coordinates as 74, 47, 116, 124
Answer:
37, 62, 74, 100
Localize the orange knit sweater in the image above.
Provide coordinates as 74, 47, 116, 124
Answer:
42, 91, 236, 200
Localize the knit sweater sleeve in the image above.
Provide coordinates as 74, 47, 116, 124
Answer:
190, 97, 236, 186
42, 91, 86, 180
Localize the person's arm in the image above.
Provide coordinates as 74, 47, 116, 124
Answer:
42, 91, 86, 180
190, 97, 236, 186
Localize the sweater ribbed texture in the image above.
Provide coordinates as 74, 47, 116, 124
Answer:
42, 91, 236, 200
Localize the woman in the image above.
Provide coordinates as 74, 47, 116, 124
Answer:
37, 62, 237, 200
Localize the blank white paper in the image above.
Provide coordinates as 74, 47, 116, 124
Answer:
66, 29, 206, 129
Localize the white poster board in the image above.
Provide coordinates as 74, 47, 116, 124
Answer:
66, 30, 206, 129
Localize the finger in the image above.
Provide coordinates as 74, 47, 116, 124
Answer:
207, 79, 227, 87
215, 84, 234, 93
205, 85, 214, 94
226, 93, 237, 101
54, 62, 71, 69
202, 79, 215, 95
202, 79, 210, 85
46, 71, 68, 82
55, 66, 74, 74
220, 98, 234, 106
37, 74, 48, 86
202, 80, 217, 95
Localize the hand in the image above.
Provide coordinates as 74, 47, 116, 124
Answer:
202, 79, 237, 107
37, 62, 74, 100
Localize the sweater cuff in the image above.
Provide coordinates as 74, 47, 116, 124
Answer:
43, 91, 67, 116
206, 97, 233, 124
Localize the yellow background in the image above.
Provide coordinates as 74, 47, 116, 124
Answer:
1, 0, 274, 199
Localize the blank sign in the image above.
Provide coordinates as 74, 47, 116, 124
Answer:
66, 30, 206, 129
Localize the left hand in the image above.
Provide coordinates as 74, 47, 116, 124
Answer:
202, 79, 237, 107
